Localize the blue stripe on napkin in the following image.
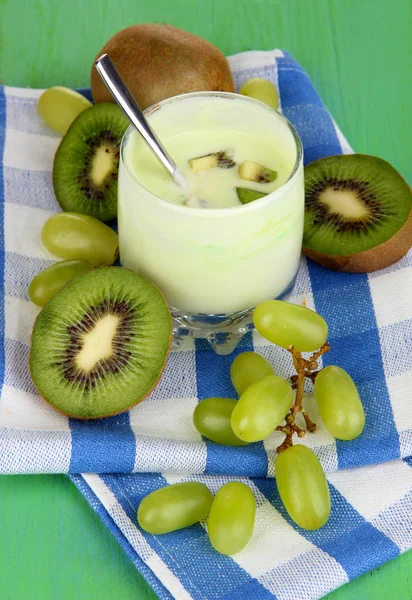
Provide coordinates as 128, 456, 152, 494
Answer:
195, 333, 269, 476
278, 52, 343, 163
70, 413, 136, 473
308, 263, 400, 467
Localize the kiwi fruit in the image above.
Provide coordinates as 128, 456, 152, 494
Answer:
53, 103, 129, 222
189, 151, 235, 173
236, 188, 267, 205
239, 161, 277, 183
91, 24, 235, 110
303, 154, 412, 272
29, 267, 172, 420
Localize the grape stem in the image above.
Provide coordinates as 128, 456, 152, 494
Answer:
276, 342, 330, 453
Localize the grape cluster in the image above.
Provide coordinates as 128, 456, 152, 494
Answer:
137, 300, 365, 553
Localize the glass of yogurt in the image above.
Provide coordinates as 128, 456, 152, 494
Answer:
118, 92, 304, 354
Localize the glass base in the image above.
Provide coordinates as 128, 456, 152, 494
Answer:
171, 276, 296, 355
171, 307, 255, 355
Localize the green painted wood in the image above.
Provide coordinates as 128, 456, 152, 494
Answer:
0, 0, 411, 598
1, 0, 412, 186
0, 475, 157, 600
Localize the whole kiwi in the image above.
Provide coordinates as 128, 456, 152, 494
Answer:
91, 24, 235, 109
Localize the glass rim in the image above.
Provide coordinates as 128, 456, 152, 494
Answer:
120, 90, 304, 217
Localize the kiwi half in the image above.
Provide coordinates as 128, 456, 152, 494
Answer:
29, 267, 172, 419
303, 154, 412, 272
53, 103, 129, 222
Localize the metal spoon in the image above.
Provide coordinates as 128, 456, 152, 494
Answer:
95, 53, 187, 188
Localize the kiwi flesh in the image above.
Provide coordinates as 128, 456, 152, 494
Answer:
236, 188, 267, 205
29, 267, 172, 419
239, 161, 277, 183
53, 103, 129, 222
189, 151, 235, 173
303, 154, 412, 272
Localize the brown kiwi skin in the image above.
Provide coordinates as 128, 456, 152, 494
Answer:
91, 24, 235, 109
29, 270, 173, 420
303, 206, 412, 273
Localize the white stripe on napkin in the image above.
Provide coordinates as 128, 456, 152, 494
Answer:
328, 459, 412, 520
4, 203, 55, 260
5, 86, 43, 99
4, 129, 60, 171
369, 268, 412, 328
0, 383, 69, 431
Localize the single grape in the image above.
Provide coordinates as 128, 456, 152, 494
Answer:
193, 398, 248, 446
230, 351, 274, 396
37, 87, 92, 134
41, 212, 118, 266
276, 444, 331, 530
137, 482, 213, 535
314, 366, 365, 440
231, 375, 293, 442
253, 300, 328, 352
208, 482, 255, 555
240, 78, 279, 109
28, 259, 93, 306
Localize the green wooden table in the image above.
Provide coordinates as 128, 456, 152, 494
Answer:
1, 1, 411, 598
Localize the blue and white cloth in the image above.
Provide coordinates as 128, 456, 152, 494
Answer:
1, 49, 411, 600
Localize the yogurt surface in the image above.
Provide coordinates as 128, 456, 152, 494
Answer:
126, 127, 293, 208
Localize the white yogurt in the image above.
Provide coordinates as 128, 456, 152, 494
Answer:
118, 92, 304, 315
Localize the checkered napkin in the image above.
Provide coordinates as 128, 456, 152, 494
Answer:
1, 49, 412, 599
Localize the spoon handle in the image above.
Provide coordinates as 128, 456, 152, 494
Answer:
95, 53, 178, 179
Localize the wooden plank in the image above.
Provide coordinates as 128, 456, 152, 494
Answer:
0, 474, 157, 599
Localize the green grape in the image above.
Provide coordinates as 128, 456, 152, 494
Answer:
28, 259, 93, 306
314, 366, 365, 440
208, 482, 255, 555
37, 87, 92, 134
240, 78, 279, 110
193, 398, 248, 446
41, 212, 119, 266
137, 482, 213, 535
231, 375, 293, 442
276, 445, 331, 530
230, 351, 274, 396
253, 300, 328, 352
